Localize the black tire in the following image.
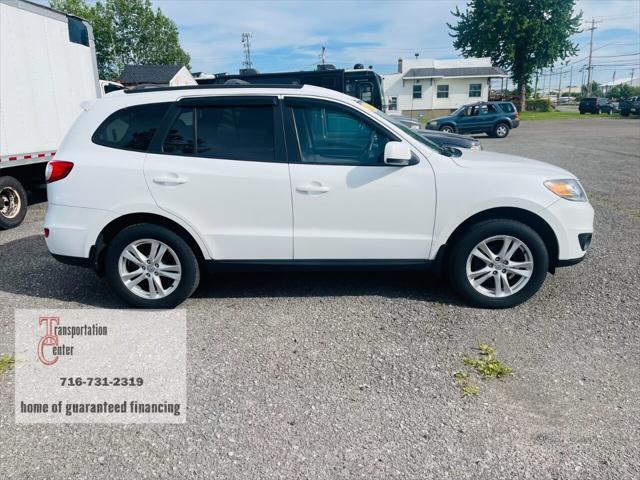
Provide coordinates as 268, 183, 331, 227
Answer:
621, 110, 630, 117
439, 125, 455, 134
493, 122, 510, 138
105, 223, 200, 308
447, 219, 549, 308
579, 111, 585, 115
0, 176, 28, 230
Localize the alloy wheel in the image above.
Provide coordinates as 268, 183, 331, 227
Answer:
117, 239, 182, 300
465, 235, 534, 298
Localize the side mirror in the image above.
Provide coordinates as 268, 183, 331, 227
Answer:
383, 141, 416, 166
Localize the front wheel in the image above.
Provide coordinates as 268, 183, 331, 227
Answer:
105, 224, 200, 308
0, 176, 28, 230
447, 219, 549, 308
439, 125, 455, 134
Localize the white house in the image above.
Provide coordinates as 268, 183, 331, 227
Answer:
383, 57, 507, 118
118, 65, 197, 87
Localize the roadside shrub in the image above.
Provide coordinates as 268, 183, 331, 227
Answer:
526, 98, 552, 112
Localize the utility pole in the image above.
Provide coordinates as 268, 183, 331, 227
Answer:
585, 18, 602, 96
580, 66, 586, 94
557, 66, 563, 101
534, 71, 539, 98
631, 68, 635, 87
241, 32, 253, 69
548, 67, 553, 96
568, 65, 573, 96
319, 46, 326, 65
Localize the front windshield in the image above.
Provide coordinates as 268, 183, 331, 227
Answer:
357, 101, 446, 154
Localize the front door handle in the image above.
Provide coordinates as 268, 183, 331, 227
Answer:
153, 175, 188, 185
296, 183, 331, 194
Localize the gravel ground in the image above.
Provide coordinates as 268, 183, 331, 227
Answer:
1, 118, 639, 479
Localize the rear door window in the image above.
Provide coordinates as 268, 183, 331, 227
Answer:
93, 103, 170, 151
195, 105, 275, 162
163, 109, 195, 155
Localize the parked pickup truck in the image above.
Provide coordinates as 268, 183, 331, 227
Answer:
619, 96, 640, 117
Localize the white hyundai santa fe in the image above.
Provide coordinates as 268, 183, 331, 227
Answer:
44, 84, 593, 309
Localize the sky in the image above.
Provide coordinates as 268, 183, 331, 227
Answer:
41, 0, 640, 86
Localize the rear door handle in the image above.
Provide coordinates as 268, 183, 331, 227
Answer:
153, 175, 187, 185
296, 183, 331, 194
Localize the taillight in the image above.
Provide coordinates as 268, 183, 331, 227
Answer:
46, 161, 74, 183
515, 111, 520, 119
44, 228, 50, 238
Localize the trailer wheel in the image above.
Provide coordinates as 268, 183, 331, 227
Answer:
0, 176, 28, 229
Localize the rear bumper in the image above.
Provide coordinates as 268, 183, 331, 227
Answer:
512, 119, 520, 128
44, 203, 112, 259
51, 253, 93, 268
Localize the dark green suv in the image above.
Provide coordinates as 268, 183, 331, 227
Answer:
425, 101, 520, 138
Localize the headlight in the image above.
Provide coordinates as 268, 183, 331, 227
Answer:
470, 143, 482, 151
544, 179, 587, 202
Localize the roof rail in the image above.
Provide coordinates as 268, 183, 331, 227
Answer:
123, 84, 305, 94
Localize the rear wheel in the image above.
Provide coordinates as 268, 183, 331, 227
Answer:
447, 219, 549, 308
493, 122, 510, 138
0, 176, 28, 230
105, 224, 200, 308
439, 125, 455, 133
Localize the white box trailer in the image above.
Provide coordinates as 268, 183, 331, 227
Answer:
0, 0, 100, 229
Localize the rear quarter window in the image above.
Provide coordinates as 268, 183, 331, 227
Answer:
92, 103, 170, 152
499, 103, 515, 113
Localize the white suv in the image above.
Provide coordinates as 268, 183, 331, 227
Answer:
44, 84, 594, 308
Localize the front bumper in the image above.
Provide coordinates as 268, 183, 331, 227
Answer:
538, 198, 594, 263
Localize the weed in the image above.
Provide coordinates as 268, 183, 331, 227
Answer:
460, 384, 480, 396
0, 354, 15, 376
453, 370, 479, 397
455, 344, 513, 397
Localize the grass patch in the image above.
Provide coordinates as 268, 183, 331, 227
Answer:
463, 344, 513, 378
519, 110, 621, 121
453, 370, 479, 397
0, 354, 15, 375
455, 344, 512, 397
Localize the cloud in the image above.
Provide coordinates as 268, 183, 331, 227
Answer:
33, 0, 639, 82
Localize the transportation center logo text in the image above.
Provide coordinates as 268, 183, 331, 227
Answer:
37, 316, 108, 366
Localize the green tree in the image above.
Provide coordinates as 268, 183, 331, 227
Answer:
50, 0, 190, 80
448, 0, 581, 111
606, 83, 640, 99
581, 81, 601, 97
